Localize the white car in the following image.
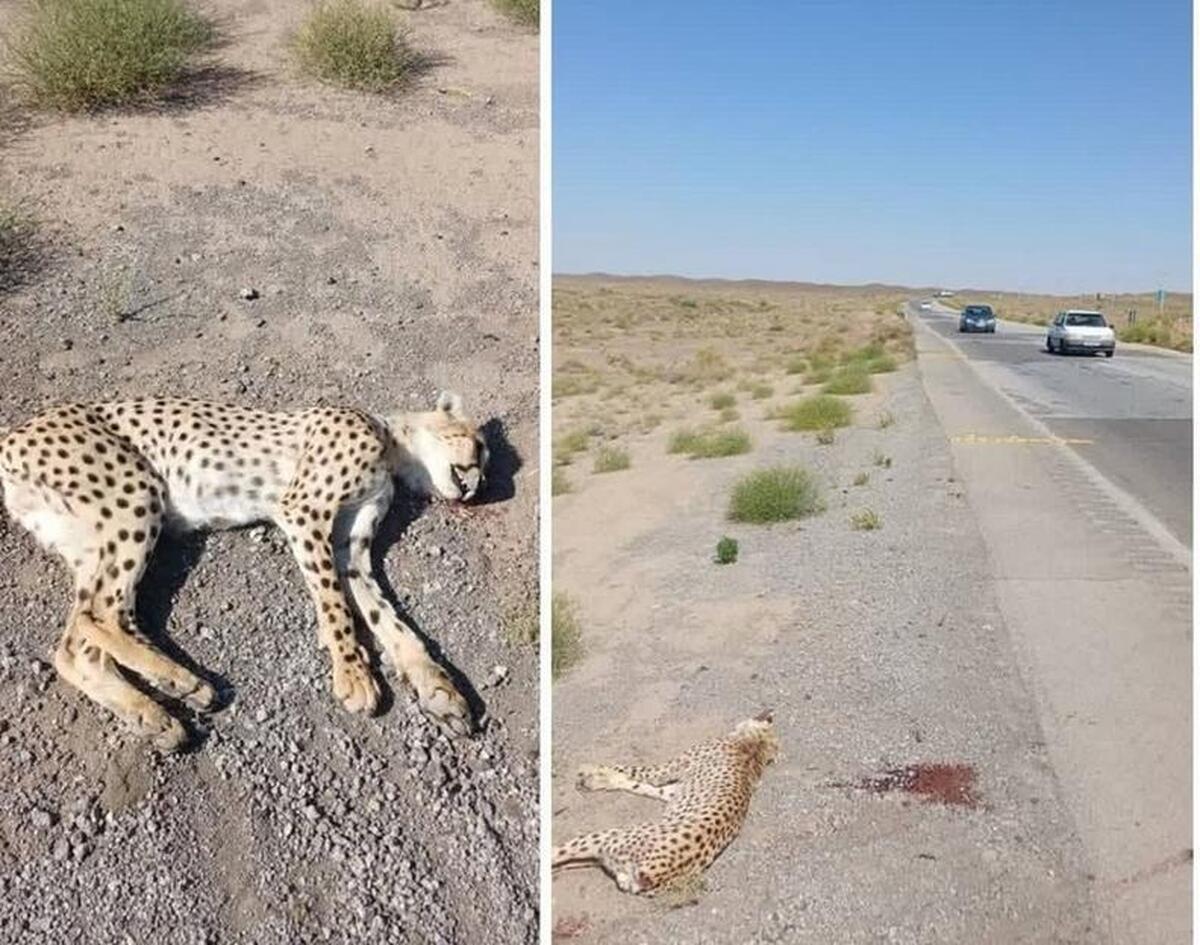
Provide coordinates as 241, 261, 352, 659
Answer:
919, 301, 933, 311
1046, 310, 1116, 357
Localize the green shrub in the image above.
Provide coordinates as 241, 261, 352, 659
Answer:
728, 466, 823, 524
843, 342, 885, 363
677, 347, 731, 386
815, 426, 835, 445
718, 406, 739, 423
778, 394, 853, 432
553, 428, 590, 465
503, 600, 538, 646
593, 445, 630, 473
668, 427, 751, 459
823, 366, 872, 395
551, 593, 582, 680
1118, 317, 1193, 352
865, 355, 897, 374
551, 467, 571, 496
714, 536, 739, 565
6, 0, 213, 110
784, 356, 807, 375
749, 383, 773, 400
551, 372, 597, 398
709, 391, 736, 410
850, 508, 882, 531
667, 428, 701, 454
291, 0, 421, 92
490, 0, 538, 26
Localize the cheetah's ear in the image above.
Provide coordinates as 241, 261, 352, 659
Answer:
754, 709, 774, 724
436, 390, 464, 418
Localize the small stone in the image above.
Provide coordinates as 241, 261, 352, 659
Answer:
240, 287, 260, 301
29, 809, 54, 830
61, 338, 74, 351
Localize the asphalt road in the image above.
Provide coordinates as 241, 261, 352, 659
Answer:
912, 303, 1192, 546
912, 304, 1192, 944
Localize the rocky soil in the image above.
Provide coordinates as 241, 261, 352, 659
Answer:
0, 1, 539, 942
552, 359, 1101, 943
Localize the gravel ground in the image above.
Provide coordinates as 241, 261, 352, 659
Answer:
552, 366, 1102, 943
0, 2, 538, 942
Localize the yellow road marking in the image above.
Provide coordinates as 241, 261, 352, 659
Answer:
950, 433, 1094, 446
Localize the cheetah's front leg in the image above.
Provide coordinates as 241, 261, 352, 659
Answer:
277, 510, 380, 715
576, 764, 679, 802
577, 748, 695, 797
335, 493, 471, 736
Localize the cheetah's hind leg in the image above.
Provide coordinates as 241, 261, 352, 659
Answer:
55, 614, 188, 751
552, 827, 657, 894
9, 444, 211, 750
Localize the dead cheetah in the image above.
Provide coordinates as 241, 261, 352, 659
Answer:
0, 392, 488, 749
552, 712, 778, 894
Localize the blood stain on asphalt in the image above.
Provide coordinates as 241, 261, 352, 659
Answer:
857, 763, 980, 807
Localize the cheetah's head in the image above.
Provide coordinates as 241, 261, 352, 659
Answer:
733, 711, 780, 770
399, 392, 489, 502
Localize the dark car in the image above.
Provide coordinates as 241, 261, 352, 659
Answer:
959, 304, 996, 333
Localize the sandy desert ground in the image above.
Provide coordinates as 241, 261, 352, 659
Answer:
550, 276, 1100, 943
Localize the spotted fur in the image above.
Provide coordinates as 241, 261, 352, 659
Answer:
0, 391, 488, 750
552, 713, 779, 893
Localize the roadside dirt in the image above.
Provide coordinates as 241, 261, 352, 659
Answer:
550, 278, 1101, 943
0, 2, 538, 943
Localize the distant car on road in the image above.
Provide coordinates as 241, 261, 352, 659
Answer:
1046, 310, 1115, 357
959, 304, 996, 333
918, 300, 933, 311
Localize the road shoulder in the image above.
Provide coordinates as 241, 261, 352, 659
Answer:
913, 316, 1192, 945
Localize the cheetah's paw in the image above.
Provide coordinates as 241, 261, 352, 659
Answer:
181, 680, 217, 712
332, 651, 381, 715
576, 764, 615, 792
411, 664, 472, 737
138, 709, 188, 752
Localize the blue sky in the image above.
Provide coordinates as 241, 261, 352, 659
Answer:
553, 0, 1192, 293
